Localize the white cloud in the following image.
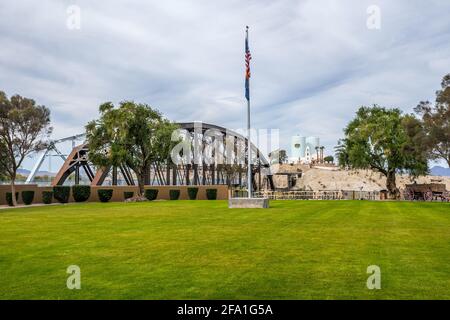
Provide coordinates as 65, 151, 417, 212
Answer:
0, 0, 449, 169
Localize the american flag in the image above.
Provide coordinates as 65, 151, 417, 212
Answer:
245, 26, 252, 101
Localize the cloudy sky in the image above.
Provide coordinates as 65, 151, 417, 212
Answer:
1, 0, 449, 169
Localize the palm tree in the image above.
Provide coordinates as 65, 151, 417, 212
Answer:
315, 146, 319, 163
320, 146, 325, 163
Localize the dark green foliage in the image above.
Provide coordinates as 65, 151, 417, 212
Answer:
169, 190, 180, 200
324, 155, 334, 163
0, 91, 52, 206
53, 186, 70, 203
6, 192, 18, 206
269, 149, 288, 164
187, 187, 198, 200
98, 189, 113, 203
72, 185, 91, 202
336, 106, 428, 199
21, 190, 34, 205
124, 191, 134, 200
145, 189, 158, 201
85, 101, 180, 196
414, 73, 450, 167
206, 189, 217, 200
42, 191, 53, 204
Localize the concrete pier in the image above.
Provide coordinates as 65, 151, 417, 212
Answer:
228, 198, 269, 209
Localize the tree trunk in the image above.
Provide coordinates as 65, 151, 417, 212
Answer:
386, 170, 400, 199
10, 177, 17, 206
137, 175, 145, 197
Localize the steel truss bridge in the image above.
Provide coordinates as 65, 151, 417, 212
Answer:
26, 122, 274, 190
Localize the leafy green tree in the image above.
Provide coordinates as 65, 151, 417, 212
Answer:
0, 140, 8, 181
337, 106, 428, 199
268, 149, 288, 164
86, 101, 179, 196
324, 155, 334, 163
0, 91, 52, 206
279, 149, 288, 164
414, 74, 450, 167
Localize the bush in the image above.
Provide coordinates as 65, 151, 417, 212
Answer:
324, 155, 334, 163
169, 189, 180, 200
187, 187, 198, 200
42, 191, 53, 204
72, 185, 91, 202
145, 189, 158, 201
98, 189, 113, 203
22, 191, 35, 205
6, 192, 19, 206
124, 191, 134, 200
206, 188, 217, 200
53, 186, 70, 203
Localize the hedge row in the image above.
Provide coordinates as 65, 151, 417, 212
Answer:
72, 185, 91, 202
6, 192, 19, 206
144, 188, 218, 201
4, 187, 219, 205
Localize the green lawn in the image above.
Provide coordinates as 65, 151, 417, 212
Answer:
0, 200, 449, 299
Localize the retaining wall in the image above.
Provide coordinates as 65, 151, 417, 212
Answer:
0, 184, 229, 205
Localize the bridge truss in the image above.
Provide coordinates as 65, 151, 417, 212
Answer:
27, 122, 274, 190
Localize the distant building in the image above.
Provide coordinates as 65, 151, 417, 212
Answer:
289, 135, 320, 164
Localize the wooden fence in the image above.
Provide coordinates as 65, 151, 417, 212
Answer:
250, 190, 380, 200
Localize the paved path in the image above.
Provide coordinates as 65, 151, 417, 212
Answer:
0, 203, 65, 210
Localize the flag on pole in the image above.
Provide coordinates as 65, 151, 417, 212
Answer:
245, 26, 252, 101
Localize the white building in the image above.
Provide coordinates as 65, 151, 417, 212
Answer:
289, 135, 321, 164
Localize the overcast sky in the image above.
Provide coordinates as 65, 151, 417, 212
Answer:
1, 0, 449, 169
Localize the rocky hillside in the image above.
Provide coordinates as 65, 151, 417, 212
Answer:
271, 164, 450, 191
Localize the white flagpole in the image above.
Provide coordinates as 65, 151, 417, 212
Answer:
247, 93, 252, 198
246, 26, 252, 199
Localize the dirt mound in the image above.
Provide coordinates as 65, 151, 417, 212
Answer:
271, 164, 450, 191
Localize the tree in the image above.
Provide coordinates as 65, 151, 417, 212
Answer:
414, 74, 450, 167
337, 106, 428, 199
86, 101, 179, 197
279, 149, 288, 164
320, 146, 325, 163
268, 149, 288, 164
0, 91, 52, 206
0, 140, 8, 181
324, 155, 334, 163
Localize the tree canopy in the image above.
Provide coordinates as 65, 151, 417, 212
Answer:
414, 74, 450, 167
0, 139, 8, 181
323, 155, 334, 163
336, 105, 428, 199
0, 91, 52, 205
86, 101, 179, 196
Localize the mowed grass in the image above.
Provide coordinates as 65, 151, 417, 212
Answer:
0, 200, 449, 299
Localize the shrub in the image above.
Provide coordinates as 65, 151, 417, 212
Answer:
145, 189, 158, 201
98, 189, 113, 203
6, 192, 19, 206
53, 186, 70, 203
206, 188, 217, 200
187, 187, 198, 200
42, 191, 53, 204
169, 189, 180, 200
22, 191, 35, 205
124, 191, 134, 200
324, 155, 334, 163
72, 185, 91, 202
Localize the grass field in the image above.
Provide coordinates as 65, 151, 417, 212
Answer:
0, 200, 449, 299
